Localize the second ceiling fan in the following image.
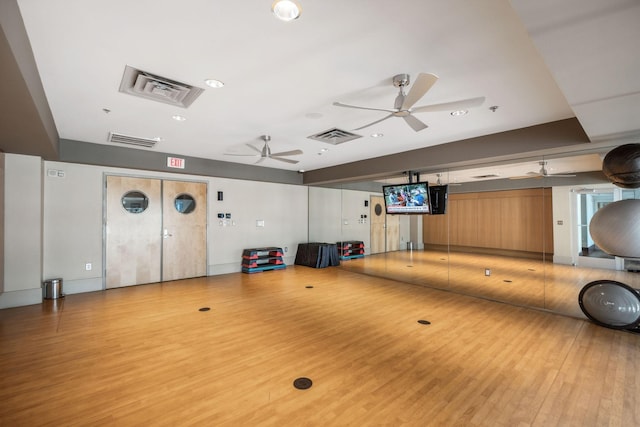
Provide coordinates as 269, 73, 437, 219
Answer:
225, 135, 303, 164
333, 73, 485, 132
510, 161, 577, 179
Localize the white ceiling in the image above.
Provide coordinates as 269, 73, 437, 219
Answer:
14, 0, 640, 176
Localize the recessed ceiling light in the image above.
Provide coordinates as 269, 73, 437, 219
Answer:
172, 115, 186, 121
272, 0, 302, 21
371, 133, 384, 138
204, 79, 224, 88
450, 110, 468, 116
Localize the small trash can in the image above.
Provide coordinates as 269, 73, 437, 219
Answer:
43, 278, 64, 300
406, 242, 414, 251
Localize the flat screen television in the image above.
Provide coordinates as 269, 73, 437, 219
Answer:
382, 182, 430, 214
429, 184, 448, 215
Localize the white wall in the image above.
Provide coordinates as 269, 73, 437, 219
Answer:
308, 187, 381, 254
552, 186, 574, 265
211, 177, 308, 272
0, 154, 43, 308
552, 183, 619, 265
43, 162, 104, 294
1, 155, 309, 308
308, 186, 339, 243
341, 189, 374, 252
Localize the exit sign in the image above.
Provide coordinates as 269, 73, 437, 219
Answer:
167, 157, 185, 169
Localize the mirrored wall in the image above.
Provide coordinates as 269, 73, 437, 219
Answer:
308, 152, 640, 319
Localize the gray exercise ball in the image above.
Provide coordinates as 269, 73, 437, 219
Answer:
589, 199, 640, 258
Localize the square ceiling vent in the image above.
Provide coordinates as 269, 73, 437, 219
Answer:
307, 128, 362, 145
119, 65, 204, 108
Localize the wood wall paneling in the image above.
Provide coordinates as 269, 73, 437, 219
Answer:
422, 188, 553, 255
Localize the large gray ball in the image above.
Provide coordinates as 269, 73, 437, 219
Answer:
589, 199, 640, 258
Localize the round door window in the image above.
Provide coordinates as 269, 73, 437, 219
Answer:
374, 203, 383, 216
122, 191, 149, 214
175, 194, 196, 214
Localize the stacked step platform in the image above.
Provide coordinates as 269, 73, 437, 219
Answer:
337, 241, 365, 260
242, 247, 286, 273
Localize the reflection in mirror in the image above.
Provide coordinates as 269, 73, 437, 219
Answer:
122, 191, 149, 214
442, 174, 553, 308
544, 181, 640, 317
321, 151, 640, 320
336, 172, 451, 292
174, 193, 196, 214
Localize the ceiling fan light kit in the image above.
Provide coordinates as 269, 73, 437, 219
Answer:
333, 72, 485, 132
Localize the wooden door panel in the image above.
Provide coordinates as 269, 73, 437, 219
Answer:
106, 176, 162, 288
162, 180, 207, 281
386, 214, 400, 251
370, 196, 385, 254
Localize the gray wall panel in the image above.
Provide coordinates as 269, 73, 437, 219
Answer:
60, 139, 303, 185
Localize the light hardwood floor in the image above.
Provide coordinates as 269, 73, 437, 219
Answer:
1, 264, 638, 426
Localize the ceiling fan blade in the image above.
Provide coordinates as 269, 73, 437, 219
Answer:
225, 153, 259, 157
412, 96, 486, 113
333, 102, 395, 113
509, 174, 543, 180
353, 113, 394, 130
245, 143, 263, 154
271, 149, 303, 157
547, 173, 577, 178
271, 156, 299, 164
403, 114, 429, 132
401, 73, 438, 110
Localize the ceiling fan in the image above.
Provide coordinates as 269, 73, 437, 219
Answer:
333, 73, 485, 132
225, 135, 303, 164
510, 161, 576, 179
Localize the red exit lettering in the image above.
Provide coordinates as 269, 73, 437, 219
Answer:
167, 157, 185, 169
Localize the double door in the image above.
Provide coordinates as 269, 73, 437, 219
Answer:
370, 195, 400, 254
105, 176, 207, 288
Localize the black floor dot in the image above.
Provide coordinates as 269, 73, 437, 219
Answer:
198, 307, 211, 312
293, 377, 313, 390
418, 319, 431, 325
305, 285, 314, 289
407, 265, 413, 268
503, 280, 513, 283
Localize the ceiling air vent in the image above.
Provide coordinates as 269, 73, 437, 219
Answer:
108, 132, 159, 148
118, 65, 204, 108
307, 128, 362, 145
